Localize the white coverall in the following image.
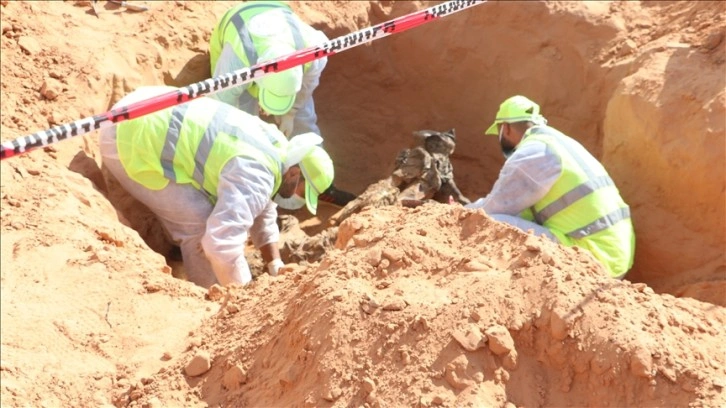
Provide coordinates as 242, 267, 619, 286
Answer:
100, 90, 284, 288
465, 126, 561, 241
211, 11, 328, 138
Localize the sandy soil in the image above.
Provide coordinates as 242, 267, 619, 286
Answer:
1, 1, 724, 407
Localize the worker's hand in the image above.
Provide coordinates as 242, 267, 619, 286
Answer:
464, 198, 485, 210
277, 112, 295, 137
267, 258, 285, 277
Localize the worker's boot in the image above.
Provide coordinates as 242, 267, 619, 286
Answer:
318, 184, 357, 207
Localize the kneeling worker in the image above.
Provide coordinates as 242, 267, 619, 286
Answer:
466, 95, 635, 279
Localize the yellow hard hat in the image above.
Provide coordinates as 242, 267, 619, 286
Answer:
485, 95, 544, 135
299, 145, 334, 215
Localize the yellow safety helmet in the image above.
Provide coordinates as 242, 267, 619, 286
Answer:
485, 95, 546, 135
299, 145, 334, 215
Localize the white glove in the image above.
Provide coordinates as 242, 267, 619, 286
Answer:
465, 197, 486, 210
277, 112, 296, 137
267, 258, 285, 277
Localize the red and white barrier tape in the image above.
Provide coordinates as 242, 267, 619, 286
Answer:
0, 0, 485, 161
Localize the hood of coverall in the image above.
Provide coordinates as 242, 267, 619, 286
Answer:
249, 9, 304, 116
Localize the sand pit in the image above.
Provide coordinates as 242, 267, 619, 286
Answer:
1, 1, 724, 407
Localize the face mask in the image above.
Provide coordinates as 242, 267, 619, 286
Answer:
273, 193, 306, 210
498, 123, 517, 159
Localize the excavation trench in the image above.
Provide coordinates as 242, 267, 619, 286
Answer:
100, 1, 724, 305
3, 1, 725, 407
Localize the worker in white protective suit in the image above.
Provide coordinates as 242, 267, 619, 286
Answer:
209, 1, 356, 208
466, 95, 635, 278
100, 86, 335, 288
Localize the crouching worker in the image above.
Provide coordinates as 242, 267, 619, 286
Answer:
100, 86, 334, 288
466, 95, 635, 279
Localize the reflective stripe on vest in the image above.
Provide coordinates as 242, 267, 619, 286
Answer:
533, 175, 614, 223
214, 1, 309, 73
567, 207, 631, 239
161, 103, 189, 182
525, 127, 631, 239
118, 98, 282, 201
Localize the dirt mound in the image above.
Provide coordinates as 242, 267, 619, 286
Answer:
1, 1, 724, 407
123, 204, 726, 407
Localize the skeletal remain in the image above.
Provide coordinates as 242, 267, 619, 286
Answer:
394, 128, 470, 205
278, 215, 337, 265
332, 128, 469, 226
280, 129, 470, 265
329, 178, 400, 226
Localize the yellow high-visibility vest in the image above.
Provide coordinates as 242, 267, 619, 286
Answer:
519, 126, 635, 277
116, 97, 283, 202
